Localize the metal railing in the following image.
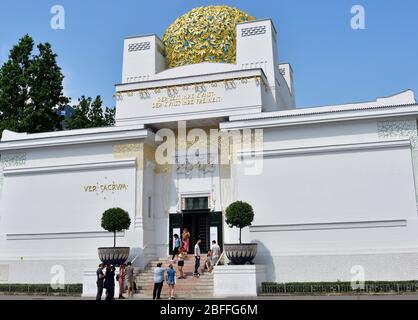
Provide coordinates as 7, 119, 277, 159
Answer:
261, 281, 418, 295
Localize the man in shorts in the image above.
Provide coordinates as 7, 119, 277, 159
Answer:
125, 262, 135, 298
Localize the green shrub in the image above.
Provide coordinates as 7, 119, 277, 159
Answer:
101, 207, 131, 247
225, 201, 254, 244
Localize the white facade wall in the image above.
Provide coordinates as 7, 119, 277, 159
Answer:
0, 140, 145, 283
232, 117, 418, 282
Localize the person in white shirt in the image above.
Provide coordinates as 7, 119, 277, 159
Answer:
211, 240, 221, 266
193, 239, 202, 276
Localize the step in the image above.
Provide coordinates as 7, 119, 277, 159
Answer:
133, 256, 214, 299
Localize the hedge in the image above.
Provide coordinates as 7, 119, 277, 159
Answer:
0, 284, 82, 296
261, 281, 418, 295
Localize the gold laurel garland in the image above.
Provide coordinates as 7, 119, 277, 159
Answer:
113, 76, 267, 99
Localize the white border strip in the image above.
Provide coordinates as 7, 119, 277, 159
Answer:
250, 219, 407, 232
3, 159, 136, 176
240, 139, 411, 158
0, 128, 149, 151
6, 231, 125, 241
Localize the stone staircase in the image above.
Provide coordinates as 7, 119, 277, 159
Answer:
134, 255, 213, 299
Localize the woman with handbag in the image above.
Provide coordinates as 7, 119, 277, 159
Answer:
117, 264, 126, 299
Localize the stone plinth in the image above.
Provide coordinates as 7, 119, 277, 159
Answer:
213, 265, 266, 297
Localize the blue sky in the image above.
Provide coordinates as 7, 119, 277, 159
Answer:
0, 0, 417, 109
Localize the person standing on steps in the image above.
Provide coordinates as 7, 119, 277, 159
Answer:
153, 262, 165, 299
182, 228, 190, 254
203, 250, 213, 274
117, 264, 126, 299
177, 244, 186, 279
211, 240, 221, 266
166, 264, 176, 299
125, 262, 135, 298
96, 263, 105, 300
104, 264, 115, 300
172, 234, 180, 262
193, 239, 202, 277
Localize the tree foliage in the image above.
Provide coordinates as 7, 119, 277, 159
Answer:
65, 96, 115, 130
0, 35, 68, 138
101, 208, 131, 247
225, 201, 254, 244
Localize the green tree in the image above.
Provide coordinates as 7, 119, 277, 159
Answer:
225, 201, 254, 244
65, 96, 115, 129
0, 35, 69, 138
101, 208, 131, 247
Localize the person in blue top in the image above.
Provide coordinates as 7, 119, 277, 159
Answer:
166, 264, 176, 299
172, 234, 181, 262
153, 262, 165, 299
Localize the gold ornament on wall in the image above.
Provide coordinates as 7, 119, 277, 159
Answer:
162, 5, 255, 68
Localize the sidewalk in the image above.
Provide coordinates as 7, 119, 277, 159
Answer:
1, 294, 418, 300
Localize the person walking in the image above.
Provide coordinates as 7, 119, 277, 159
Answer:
96, 263, 105, 300
177, 245, 186, 279
182, 228, 190, 254
125, 262, 135, 298
118, 264, 126, 299
193, 239, 202, 277
211, 240, 221, 266
104, 264, 115, 300
166, 264, 176, 299
153, 262, 165, 299
203, 250, 213, 274
172, 234, 180, 262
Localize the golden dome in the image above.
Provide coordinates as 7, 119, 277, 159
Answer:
162, 6, 255, 68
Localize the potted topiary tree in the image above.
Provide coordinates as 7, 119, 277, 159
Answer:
98, 207, 131, 266
224, 201, 257, 265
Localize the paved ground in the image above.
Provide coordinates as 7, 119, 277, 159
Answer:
1, 294, 418, 300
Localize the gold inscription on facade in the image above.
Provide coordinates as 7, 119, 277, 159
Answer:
153, 91, 222, 108
83, 183, 128, 193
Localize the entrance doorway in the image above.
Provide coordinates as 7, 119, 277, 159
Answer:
169, 211, 223, 255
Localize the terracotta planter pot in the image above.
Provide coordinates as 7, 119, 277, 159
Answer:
224, 243, 257, 265
98, 247, 130, 266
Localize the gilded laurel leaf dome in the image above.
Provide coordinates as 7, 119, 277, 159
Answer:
162, 5, 255, 68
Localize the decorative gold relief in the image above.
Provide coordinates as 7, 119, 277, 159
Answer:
143, 143, 156, 162
0, 153, 26, 168
113, 143, 142, 156
154, 163, 172, 174
114, 143, 143, 168
162, 5, 254, 68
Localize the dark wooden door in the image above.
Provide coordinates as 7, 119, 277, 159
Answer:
169, 211, 223, 255
208, 212, 223, 250
168, 214, 183, 255
182, 211, 208, 253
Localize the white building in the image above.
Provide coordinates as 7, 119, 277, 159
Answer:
1, 6, 418, 286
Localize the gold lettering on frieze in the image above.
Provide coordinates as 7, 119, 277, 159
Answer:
152, 91, 222, 109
